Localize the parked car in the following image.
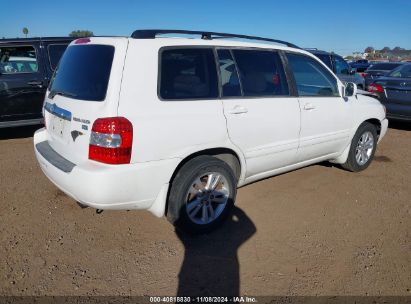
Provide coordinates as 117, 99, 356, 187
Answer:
350, 59, 371, 73
307, 49, 365, 89
34, 30, 388, 233
0, 37, 73, 128
368, 63, 411, 121
363, 62, 403, 89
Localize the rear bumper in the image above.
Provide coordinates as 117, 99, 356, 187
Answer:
387, 113, 411, 121
385, 102, 411, 121
34, 128, 179, 216
371, 93, 411, 120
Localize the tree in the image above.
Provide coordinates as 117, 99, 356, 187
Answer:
364, 46, 374, 53
22, 27, 29, 38
393, 46, 404, 52
69, 30, 94, 38
381, 47, 391, 52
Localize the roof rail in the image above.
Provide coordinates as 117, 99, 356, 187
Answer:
131, 29, 300, 49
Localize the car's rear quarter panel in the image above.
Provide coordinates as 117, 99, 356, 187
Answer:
118, 40, 232, 164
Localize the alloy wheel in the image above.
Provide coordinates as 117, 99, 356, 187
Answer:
185, 172, 230, 225
355, 131, 374, 166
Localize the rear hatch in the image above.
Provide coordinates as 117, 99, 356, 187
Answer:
43, 37, 129, 164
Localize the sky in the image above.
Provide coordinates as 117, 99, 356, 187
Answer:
1, 0, 410, 56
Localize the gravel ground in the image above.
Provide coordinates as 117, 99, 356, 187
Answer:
0, 122, 410, 297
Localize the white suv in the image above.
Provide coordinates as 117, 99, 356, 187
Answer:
34, 30, 388, 233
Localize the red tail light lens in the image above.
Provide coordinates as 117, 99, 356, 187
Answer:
360, 72, 368, 78
89, 117, 133, 164
368, 83, 384, 93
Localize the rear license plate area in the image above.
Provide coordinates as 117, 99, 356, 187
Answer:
50, 115, 67, 138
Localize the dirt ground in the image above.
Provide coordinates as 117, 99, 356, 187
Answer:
0, 122, 410, 297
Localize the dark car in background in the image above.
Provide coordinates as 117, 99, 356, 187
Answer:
0, 37, 73, 128
368, 63, 411, 121
308, 49, 365, 89
363, 62, 403, 89
350, 59, 371, 72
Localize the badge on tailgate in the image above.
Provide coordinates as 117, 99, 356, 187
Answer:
71, 130, 84, 142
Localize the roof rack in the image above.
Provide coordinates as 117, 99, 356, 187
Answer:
131, 29, 299, 49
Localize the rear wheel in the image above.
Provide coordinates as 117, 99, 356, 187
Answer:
167, 156, 237, 234
342, 122, 378, 172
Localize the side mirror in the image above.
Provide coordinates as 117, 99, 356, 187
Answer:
344, 82, 357, 97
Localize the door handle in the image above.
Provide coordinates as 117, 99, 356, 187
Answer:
228, 105, 248, 114
303, 103, 316, 110
27, 80, 43, 87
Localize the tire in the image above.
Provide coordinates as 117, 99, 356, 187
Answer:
167, 155, 237, 234
342, 122, 378, 172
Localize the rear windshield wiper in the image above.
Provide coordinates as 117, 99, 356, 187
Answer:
48, 90, 77, 99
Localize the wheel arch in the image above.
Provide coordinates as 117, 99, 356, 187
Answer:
169, 147, 245, 185
363, 118, 381, 138
331, 117, 382, 164
163, 147, 245, 217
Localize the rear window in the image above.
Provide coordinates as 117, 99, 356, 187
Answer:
388, 64, 411, 78
368, 63, 402, 71
159, 48, 218, 100
49, 44, 114, 101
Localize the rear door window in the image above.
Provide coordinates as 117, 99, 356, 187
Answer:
334, 56, 350, 75
159, 48, 218, 100
47, 44, 68, 70
231, 49, 289, 97
287, 53, 339, 97
49, 44, 114, 101
0, 45, 38, 74
217, 49, 242, 97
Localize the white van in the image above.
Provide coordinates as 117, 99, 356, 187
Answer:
34, 30, 388, 233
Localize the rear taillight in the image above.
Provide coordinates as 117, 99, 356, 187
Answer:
360, 72, 368, 78
88, 117, 133, 164
368, 83, 384, 93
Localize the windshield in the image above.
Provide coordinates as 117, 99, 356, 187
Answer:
49, 44, 114, 101
388, 64, 411, 78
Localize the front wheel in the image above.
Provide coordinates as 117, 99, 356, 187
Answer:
342, 122, 378, 172
167, 156, 237, 234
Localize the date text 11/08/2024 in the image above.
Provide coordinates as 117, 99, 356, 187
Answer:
149, 296, 257, 303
